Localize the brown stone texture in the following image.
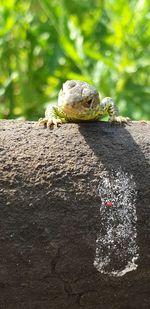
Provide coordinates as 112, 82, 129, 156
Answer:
0, 120, 150, 309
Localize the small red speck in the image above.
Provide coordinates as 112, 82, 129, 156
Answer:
105, 201, 113, 207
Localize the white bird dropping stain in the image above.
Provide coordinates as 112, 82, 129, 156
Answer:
94, 169, 139, 277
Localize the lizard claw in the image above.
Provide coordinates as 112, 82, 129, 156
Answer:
38, 117, 63, 129
38, 117, 49, 127
111, 116, 131, 124
52, 118, 63, 127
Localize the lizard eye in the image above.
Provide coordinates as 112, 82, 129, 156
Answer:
87, 98, 92, 105
83, 98, 93, 108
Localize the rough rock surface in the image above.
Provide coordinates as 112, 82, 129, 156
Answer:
0, 120, 150, 309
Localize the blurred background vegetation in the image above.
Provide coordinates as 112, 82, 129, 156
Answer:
0, 0, 150, 121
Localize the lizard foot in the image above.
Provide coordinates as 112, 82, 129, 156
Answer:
139, 120, 148, 124
110, 116, 131, 124
38, 117, 63, 129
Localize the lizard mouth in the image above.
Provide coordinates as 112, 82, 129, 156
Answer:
62, 102, 91, 114
62, 102, 99, 120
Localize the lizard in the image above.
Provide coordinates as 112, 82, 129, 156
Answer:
39, 80, 129, 128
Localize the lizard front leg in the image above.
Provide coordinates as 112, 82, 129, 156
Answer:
38, 106, 65, 128
101, 97, 130, 123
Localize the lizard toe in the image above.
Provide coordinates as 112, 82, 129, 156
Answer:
111, 116, 131, 124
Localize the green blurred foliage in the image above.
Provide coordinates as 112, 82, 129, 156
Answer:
0, 0, 150, 120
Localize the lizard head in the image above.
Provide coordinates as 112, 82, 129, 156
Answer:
58, 80, 100, 120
